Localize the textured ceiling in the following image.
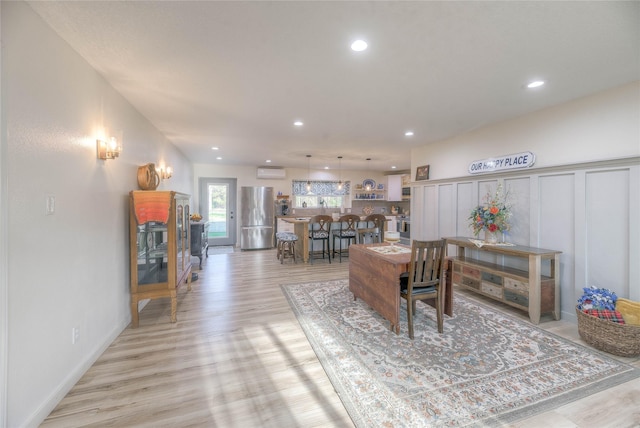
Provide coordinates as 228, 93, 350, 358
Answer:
28, 1, 640, 172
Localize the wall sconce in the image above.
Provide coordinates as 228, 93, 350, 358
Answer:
159, 166, 173, 180
96, 136, 122, 160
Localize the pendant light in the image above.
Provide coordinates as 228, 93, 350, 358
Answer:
337, 156, 343, 190
306, 155, 312, 193
365, 158, 372, 191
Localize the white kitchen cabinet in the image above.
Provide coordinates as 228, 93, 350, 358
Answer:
384, 216, 396, 232
387, 175, 403, 201
276, 217, 295, 233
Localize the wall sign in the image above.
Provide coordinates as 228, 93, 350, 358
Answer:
468, 151, 536, 174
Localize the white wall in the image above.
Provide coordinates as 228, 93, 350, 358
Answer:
1, 2, 193, 426
0, 3, 8, 426
409, 83, 640, 322
412, 81, 640, 181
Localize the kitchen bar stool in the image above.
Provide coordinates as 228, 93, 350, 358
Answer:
308, 215, 332, 264
276, 232, 298, 264
332, 214, 360, 262
357, 227, 382, 244
275, 231, 287, 260
364, 214, 387, 243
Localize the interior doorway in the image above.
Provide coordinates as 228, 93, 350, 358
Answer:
198, 177, 237, 247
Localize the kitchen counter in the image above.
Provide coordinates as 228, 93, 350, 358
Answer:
279, 215, 400, 263
276, 213, 402, 217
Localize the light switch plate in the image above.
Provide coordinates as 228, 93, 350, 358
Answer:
46, 195, 55, 215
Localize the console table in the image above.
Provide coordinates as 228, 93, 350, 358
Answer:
445, 237, 561, 324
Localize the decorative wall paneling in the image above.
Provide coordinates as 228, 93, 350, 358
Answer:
410, 158, 639, 321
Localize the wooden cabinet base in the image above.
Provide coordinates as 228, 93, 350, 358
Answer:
130, 271, 192, 328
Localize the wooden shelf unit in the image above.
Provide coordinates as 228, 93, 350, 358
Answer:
129, 191, 192, 328
445, 237, 561, 324
353, 189, 386, 200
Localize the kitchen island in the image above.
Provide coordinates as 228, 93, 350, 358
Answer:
279, 214, 402, 263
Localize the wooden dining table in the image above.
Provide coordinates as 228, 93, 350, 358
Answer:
348, 242, 453, 334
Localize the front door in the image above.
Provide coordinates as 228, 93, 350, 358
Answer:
198, 177, 237, 247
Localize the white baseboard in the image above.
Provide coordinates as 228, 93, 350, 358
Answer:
23, 319, 129, 428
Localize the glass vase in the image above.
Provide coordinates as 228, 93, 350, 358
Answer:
484, 230, 498, 244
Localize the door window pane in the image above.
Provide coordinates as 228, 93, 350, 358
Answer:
208, 184, 228, 238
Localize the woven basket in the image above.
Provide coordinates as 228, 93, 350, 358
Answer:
575, 307, 640, 357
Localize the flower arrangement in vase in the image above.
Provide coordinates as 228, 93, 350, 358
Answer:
468, 184, 511, 243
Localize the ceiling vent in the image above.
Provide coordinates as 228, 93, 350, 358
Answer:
257, 167, 286, 179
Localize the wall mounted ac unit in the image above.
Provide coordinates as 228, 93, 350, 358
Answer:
256, 167, 286, 179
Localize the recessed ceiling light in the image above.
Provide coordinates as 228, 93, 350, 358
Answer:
391, 166, 397, 169
527, 80, 545, 89
351, 40, 368, 52
216, 157, 222, 160
324, 166, 329, 170
211, 147, 219, 150
294, 121, 303, 126
266, 159, 271, 163
405, 131, 414, 137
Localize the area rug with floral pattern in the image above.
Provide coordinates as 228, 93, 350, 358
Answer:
281, 279, 640, 427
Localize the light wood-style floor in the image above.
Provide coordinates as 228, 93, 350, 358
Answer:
42, 248, 640, 427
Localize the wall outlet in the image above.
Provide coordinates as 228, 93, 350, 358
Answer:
72, 327, 79, 344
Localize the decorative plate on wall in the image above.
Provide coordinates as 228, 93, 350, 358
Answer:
363, 178, 376, 189
362, 205, 374, 215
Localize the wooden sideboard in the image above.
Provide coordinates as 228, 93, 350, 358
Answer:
445, 237, 561, 324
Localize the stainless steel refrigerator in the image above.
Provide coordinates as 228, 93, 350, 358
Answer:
240, 186, 275, 250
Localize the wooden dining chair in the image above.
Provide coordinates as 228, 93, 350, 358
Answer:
357, 227, 382, 244
364, 214, 387, 243
332, 214, 361, 262
308, 215, 332, 264
400, 239, 446, 339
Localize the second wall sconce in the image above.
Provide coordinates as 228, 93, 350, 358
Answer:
159, 166, 173, 180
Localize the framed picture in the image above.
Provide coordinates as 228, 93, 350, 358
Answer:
416, 165, 430, 181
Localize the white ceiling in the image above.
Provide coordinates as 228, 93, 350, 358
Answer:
28, 1, 639, 172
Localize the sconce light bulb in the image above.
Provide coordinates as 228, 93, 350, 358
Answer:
97, 137, 121, 160
159, 165, 173, 180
